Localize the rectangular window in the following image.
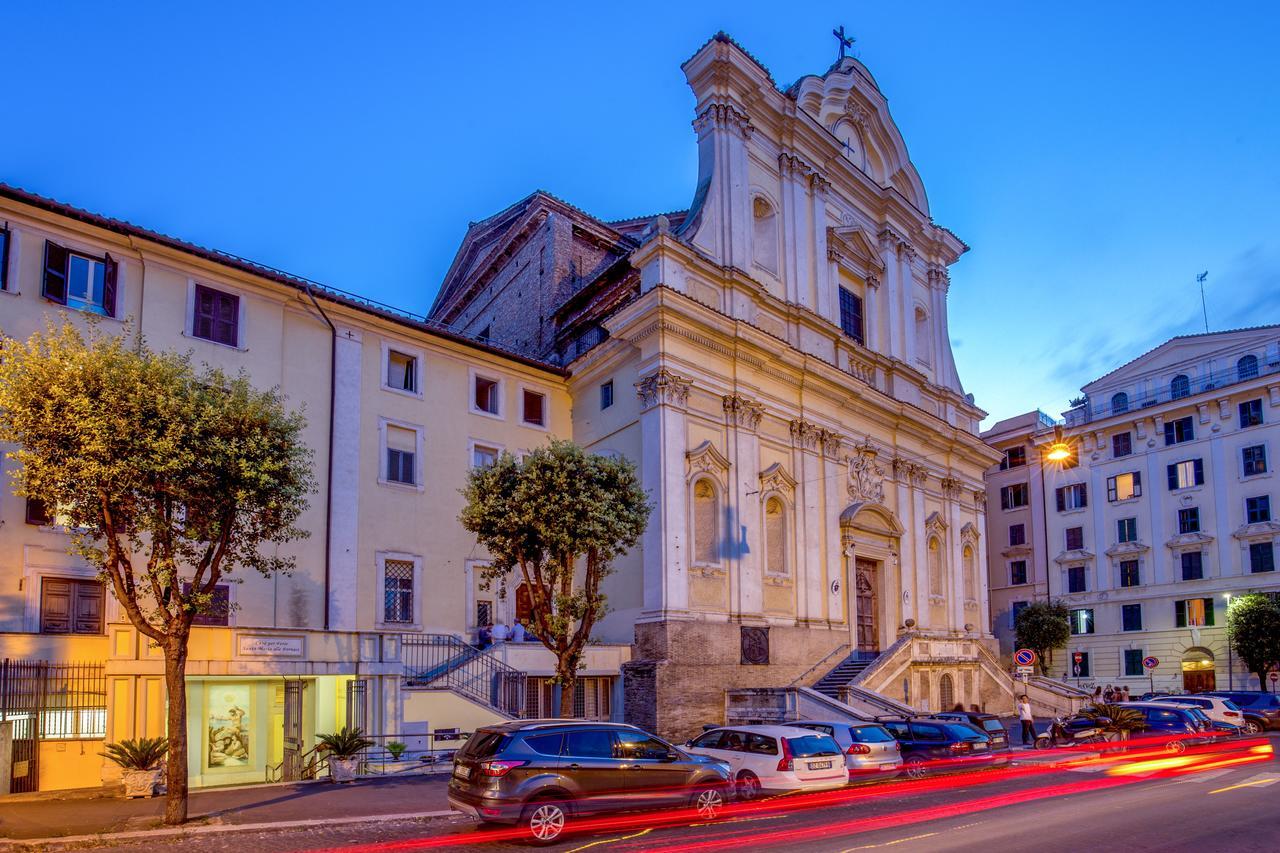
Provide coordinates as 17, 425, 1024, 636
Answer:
0, 227, 9, 290
1010, 600, 1029, 629
192, 284, 239, 347
1242, 445, 1268, 476
1119, 560, 1140, 587
1180, 551, 1204, 581
26, 497, 51, 526
1246, 495, 1272, 524
600, 380, 614, 410
1067, 565, 1087, 593
1107, 471, 1142, 502
182, 583, 231, 627
1117, 517, 1137, 543
1069, 608, 1094, 635
1164, 416, 1195, 445
1000, 447, 1026, 470
1056, 483, 1087, 511
386, 350, 417, 393
1177, 507, 1201, 535
40, 578, 104, 635
1112, 432, 1133, 458
1000, 483, 1029, 510
1072, 652, 1091, 678
1176, 598, 1215, 628
1239, 399, 1264, 428
521, 389, 547, 427
1010, 560, 1028, 585
1124, 649, 1144, 676
1009, 523, 1026, 546
1122, 604, 1143, 632
1065, 526, 1084, 550
1251, 542, 1276, 574
1167, 458, 1204, 490
385, 424, 417, 485
471, 443, 499, 469
45, 246, 117, 317
382, 559, 414, 623
475, 600, 493, 628
838, 287, 865, 345
473, 375, 500, 415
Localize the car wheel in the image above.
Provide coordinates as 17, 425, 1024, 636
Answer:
1243, 720, 1262, 736
692, 786, 725, 820
736, 771, 762, 801
1165, 740, 1187, 755
521, 798, 569, 845
903, 757, 928, 780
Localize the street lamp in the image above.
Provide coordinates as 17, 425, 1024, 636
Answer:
1224, 593, 1234, 690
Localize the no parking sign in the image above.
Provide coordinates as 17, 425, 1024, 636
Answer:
1143, 656, 1159, 670
1014, 648, 1037, 667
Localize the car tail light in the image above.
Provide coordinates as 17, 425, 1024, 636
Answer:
950, 741, 972, 754
777, 737, 794, 771
846, 743, 871, 755
1225, 711, 1240, 718
893, 741, 901, 751
479, 759, 527, 777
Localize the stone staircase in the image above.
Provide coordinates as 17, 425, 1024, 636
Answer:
812, 650, 881, 699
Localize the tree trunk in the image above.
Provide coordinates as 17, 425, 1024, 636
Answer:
163, 639, 190, 825
560, 672, 577, 719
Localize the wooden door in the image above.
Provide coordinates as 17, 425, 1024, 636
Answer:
855, 559, 878, 654
1183, 670, 1216, 693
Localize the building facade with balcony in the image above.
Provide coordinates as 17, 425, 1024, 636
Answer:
983, 326, 1280, 693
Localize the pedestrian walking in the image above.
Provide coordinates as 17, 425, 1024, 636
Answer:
1093, 686, 1103, 705
1017, 695, 1035, 746
1103, 684, 1114, 703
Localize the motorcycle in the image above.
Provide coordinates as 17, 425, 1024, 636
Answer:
1034, 715, 1106, 749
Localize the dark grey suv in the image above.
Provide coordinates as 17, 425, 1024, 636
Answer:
448, 720, 732, 844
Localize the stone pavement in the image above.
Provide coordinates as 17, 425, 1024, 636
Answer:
0, 774, 453, 842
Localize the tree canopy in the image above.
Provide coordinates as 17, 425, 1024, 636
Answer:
1227, 593, 1280, 687
1014, 600, 1071, 676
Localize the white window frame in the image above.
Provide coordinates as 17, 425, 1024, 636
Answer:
377, 416, 425, 492
468, 438, 504, 470
517, 383, 551, 431
380, 339, 425, 400
184, 277, 248, 350
375, 550, 422, 630
469, 367, 505, 420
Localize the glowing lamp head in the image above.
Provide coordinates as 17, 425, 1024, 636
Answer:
1046, 443, 1072, 462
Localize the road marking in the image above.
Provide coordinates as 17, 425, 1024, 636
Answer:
838, 830, 940, 851
1170, 768, 1233, 785
565, 827, 653, 852
1208, 773, 1280, 795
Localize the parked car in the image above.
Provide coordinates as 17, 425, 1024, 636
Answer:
685, 725, 847, 799
1205, 691, 1280, 734
1150, 695, 1245, 731
788, 720, 902, 777
879, 717, 996, 779
1116, 702, 1215, 753
935, 711, 1013, 760
448, 720, 731, 844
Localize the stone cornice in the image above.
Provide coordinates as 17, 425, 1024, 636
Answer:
1053, 548, 1095, 566
1233, 520, 1280, 542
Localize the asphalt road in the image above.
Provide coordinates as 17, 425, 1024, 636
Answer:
81, 739, 1279, 853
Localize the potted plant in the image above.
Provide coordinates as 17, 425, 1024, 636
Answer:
102, 737, 168, 798
386, 741, 407, 761
1079, 703, 1146, 742
317, 726, 373, 782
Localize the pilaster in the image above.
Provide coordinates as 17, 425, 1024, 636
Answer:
636, 368, 694, 620
724, 394, 765, 619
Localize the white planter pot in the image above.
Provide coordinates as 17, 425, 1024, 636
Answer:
121, 768, 162, 798
329, 757, 361, 783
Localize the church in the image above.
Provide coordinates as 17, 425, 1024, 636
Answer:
430, 33, 1007, 735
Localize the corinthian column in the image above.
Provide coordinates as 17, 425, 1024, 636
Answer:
724, 394, 765, 619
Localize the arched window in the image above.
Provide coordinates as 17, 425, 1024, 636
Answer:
963, 546, 976, 601
1110, 392, 1129, 414
939, 673, 955, 711
692, 478, 720, 565
1238, 354, 1259, 380
1170, 374, 1190, 400
751, 197, 778, 274
764, 496, 787, 576
914, 306, 931, 366
928, 537, 944, 597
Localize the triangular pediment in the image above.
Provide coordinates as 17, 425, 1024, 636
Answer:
1082, 325, 1280, 394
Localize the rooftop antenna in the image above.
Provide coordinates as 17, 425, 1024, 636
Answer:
1197, 271, 1209, 333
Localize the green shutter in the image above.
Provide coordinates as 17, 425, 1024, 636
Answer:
1203, 598, 1215, 626
1175, 599, 1186, 628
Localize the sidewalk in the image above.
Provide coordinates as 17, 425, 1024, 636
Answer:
0, 774, 454, 841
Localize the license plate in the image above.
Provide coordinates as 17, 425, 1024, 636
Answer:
809, 760, 833, 770
453, 764, 471, 780
879, 763, 897, 771
973, 743, 988, 752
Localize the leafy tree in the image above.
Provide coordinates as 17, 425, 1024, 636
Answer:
1014, 600, 1071, 676
0, 322, 313, 824
1227, 593, 1280, 689
461, 440, 650, 715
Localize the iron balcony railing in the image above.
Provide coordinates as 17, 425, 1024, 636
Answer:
1065, 357, 1280, 426
401, 634, 526, 718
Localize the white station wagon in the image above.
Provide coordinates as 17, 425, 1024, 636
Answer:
685, 724, 847, 799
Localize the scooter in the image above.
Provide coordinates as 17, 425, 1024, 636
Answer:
1034, 715, 1105, 749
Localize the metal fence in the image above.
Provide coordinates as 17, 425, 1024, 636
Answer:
0, 659, 107, 740
401, 634, 526, 718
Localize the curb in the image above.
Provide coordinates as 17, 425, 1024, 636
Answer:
1, 809, 459, 849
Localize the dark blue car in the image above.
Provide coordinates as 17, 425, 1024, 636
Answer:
1118, 702, 1215, 753
880, 717, 995, 779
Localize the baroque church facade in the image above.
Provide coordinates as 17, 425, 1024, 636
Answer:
430, 34, 1006, 736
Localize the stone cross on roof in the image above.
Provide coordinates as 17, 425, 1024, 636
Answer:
833, 25, 855, 62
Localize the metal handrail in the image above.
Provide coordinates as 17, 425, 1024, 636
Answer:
402, 634, 526, 717
789, 644, 851, 687
1065, 358, 1279, 426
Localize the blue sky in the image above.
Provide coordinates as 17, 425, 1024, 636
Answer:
6, 2, 1278, 424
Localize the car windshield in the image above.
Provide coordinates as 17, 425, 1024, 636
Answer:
943, 724, 985, 741
981, 719, 1006, 734
460, 731, 509, 759
786, 735, 841, 757
849, 725, 895, 743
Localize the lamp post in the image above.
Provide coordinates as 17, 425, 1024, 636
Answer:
1224, 593, 1234, 691
1037, 424, 1073, 676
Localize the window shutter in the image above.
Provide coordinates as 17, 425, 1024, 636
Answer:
1167, 463, 1178, 491
1174, 599, 1186, 628
1133, 471, 1141, 495
1055, 487, 1065, 512
1193, 458, 1204, 485
73, 581, 104, 634
42, 240, 69, 304
40, 579, 72, 634
1001, 488, 1010, 511
0, 227, 10, 290
1202, 598, 1215, 627
25, 497, 51, 526
1079, 484, 1087, 507
102, 252, 119, 317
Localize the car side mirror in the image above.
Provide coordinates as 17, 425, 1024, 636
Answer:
684, 741, 694, 748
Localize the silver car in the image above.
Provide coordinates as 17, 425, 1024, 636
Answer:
789, 720, 902, 777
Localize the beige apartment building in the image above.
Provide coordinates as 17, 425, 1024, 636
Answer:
983, 327, 1280, 694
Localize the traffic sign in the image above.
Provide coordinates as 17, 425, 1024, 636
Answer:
1073, 652, 1084, 664
1271, 672, 1278, 684
1016, 666, 1034, 677
1014, 649, 1037, 667
1143, 656, 1159, 670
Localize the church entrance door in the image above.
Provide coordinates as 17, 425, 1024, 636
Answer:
854, 558, 878, 654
